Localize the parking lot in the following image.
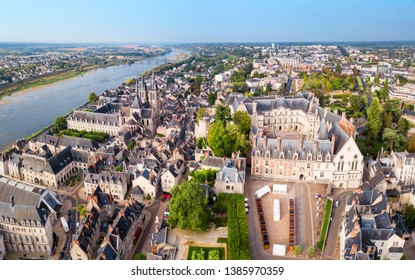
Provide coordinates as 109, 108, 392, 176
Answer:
246, 174, 328, 258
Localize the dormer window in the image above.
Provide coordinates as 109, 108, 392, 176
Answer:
307, 154, 312, 161
266, 151, 270, 157
280, 152, 284, 159
293, 153, 298, 160
317, 155, 322, 161
326, 155, 330, 162
256, 151, 260, 157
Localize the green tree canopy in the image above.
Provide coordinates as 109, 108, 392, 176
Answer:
366, 97, 383, 145
397, 118, 411, 135
133, 253, 146, 260
54, 116, 67, 133
405, 205, 415, 230
126, 79, 135, 85
88, 92, 98, 103
128, 141, 135, 150
233, 111, 252, 136
167, 180, 211, 231
197, 137, 207, 149
208, 122, 249, 157
214, 105, 232, 124
195, 74, 203, 84
384, 99, 401, 122
382, 128, 408, 151
335, 63, 342, 74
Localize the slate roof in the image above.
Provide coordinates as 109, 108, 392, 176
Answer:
70, 110, 119, 125
0, 181, 49, 225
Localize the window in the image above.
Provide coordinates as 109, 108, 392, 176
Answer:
320, 172, 324, 178
265, 160, 269, 166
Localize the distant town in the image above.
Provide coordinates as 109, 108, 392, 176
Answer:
1, 42, 415, 261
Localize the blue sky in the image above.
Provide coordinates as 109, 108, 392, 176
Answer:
1, 0, 414, 43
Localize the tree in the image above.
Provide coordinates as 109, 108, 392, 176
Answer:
384, 99, 401, 122
307, 247, 315, 258
88, 92, 97, 103
366, 97, 383, 145
214, 105, 232, 124
195, 74, 203, 85
207, 92, 217, 105
133, 253, 146, 260
208, 121, 250, 157
54, 116, 67, 133
167, 77, 175, 84
374, 75, 380, 85
405, 205, 415, 230
126, 79, 135, 85
294, 245, 302, 257
397, 118, 411, 135
382, 128, 407, 151
191, 248, 205, 260
233, 111, 252, 136
145, 193, 151, 201
197, 137, 207, 149
167, 180, 211, 231
115, 166, 123, 172
382, 112, 393, 130
208, 249, 220, 260
197, 107, 207, 123
379, 79, 389, 100
128, 141, 135, 150
335, 63, 342, 74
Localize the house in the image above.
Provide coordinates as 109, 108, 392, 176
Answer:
132, 168, 161, 198
215, 161, 245, 194
340, 191, 406, 260
70, 210, 101, 260
161, 165, 180, 193
105, 201, 145, 259
83, 171, 128, 201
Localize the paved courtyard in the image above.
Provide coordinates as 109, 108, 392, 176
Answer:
246, 174, 328, 258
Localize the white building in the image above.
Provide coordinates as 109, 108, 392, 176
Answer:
226, 92, 363, 189
83, 171, 128, 201
392, 151, 415, 185
0, 180, 61, 255
214, 161, 245, 194
389, 84, 415, 104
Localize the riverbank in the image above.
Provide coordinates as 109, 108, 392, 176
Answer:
0, 50, 171, 99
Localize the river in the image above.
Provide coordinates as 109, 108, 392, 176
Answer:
0, 49, 189, 151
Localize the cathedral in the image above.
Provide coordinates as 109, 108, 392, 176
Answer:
67, 73, 160, 137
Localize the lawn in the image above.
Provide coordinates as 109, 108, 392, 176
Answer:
187, 246, 225, 260
317, 199, 332, 251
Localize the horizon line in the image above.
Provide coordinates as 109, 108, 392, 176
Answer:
1, 39, 415, 45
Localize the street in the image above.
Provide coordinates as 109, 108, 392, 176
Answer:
323, 190, 352, 259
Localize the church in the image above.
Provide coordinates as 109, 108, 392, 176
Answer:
67, 73, 160, 137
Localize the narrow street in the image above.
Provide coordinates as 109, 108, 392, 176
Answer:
323, 190, 352, 259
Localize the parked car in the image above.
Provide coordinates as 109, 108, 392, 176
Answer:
244, 198, 249, 203
314, 193, 321, 199
335, 200, 340, 207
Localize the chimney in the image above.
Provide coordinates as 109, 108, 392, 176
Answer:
324, 107, 330, 117
10, 196, 15, 207
276, 137, 281, 150
231, 152, 236, 159
101, 253, 107, 260
313, 140, 318, 153
299, 138, 303, 151
237, 159, 241, 170
331, 134, 336, 154
263, 136, 267, 149
253, 100, 257, 114
253, 135, 257, 148
342, 111, 346, 119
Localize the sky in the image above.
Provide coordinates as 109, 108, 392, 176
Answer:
1, 0, 415, 43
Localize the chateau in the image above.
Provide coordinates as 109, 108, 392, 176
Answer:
67, 74, 160, 137
226, 92, 364, 189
